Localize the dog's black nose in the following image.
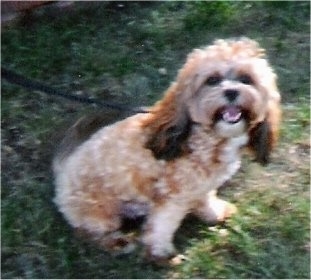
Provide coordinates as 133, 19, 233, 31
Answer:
224, 89, 239, 102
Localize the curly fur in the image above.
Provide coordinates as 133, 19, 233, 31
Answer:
53, 38, 281, 261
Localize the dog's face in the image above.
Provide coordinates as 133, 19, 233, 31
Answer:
181, 39, 280, 138
145, 38, 281, 164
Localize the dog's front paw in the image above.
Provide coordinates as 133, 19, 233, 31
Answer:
195, 195, 238, 225
144, 243, 177, 264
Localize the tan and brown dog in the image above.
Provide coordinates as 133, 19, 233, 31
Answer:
53, 38, 281, 261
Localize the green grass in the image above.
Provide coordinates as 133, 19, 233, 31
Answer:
198, 188, 308, 277
2, 2, 310, 278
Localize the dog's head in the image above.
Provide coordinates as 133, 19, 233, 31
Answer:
144, 38, 281, 164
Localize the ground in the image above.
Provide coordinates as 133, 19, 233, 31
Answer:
1, 2, 310, 278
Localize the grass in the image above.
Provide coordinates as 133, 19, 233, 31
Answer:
1, 2, 310, 278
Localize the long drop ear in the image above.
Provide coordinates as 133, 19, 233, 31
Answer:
143, 48, 204, 160
248, 99, 281, 165
248, 119, 271, 165
145, 108, 193, 160
143, 84, 193, 161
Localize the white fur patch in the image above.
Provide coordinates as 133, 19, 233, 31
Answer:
215, 119, 247, 138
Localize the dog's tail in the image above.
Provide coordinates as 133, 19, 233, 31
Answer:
54, 111, 129, 164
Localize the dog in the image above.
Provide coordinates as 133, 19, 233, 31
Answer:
53, 38, 281, 261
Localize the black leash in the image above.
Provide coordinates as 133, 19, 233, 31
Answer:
1, 67, 148, 114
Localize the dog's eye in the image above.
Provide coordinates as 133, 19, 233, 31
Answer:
205, 75, 222, 86
238, 74, 254, 85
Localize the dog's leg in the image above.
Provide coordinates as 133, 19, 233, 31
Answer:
142, 203, 187, 261
74, 211, 139, 255
57, 195, 139, 254
194, 190, 237, 225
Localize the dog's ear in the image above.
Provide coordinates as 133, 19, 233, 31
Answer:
145, 108, 192, 160
143, 48, 205, 161
143, 83, 193, 161
248, 100, 281, 165
248, 119, 271, 165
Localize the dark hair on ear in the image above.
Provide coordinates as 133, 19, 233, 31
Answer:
248, 119, 272, 165
145, 110, 193, 160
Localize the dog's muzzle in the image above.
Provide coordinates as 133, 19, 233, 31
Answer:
214, 89, 245, 124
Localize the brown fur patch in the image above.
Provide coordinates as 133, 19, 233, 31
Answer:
132, 169, 158, 198
212, 139, 227, 164
165, 161, 181, 194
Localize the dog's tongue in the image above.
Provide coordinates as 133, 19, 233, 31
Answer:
222, 106, 242, 123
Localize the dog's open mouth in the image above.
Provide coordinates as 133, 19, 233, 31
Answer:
219, 105, 243, 124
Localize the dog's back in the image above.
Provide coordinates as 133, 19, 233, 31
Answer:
54, 111, 127, 162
